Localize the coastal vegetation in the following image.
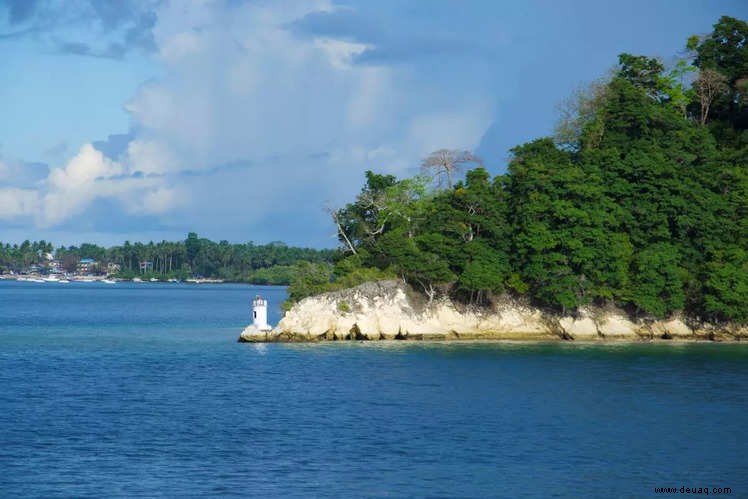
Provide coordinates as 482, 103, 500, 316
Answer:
287, 16, 748, 324
0, 234, 335, 284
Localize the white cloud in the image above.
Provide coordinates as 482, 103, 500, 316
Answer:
126, 139, 180, 175
133, 187, 183, 215
0, 188, 39, 220
23, 144, 176, 228
40, 144, 123, 226
312, 38, 369, 69
47, 144, 122, 188
121, 1, 494, 211
1, 0, 495, 243
0, 143, 181, 229
127, 1, 370, 168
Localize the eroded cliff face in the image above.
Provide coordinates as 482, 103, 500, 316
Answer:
239, 280, 746, 343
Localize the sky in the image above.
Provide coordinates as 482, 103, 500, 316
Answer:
1, 0, 746, 248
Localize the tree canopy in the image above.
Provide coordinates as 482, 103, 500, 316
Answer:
289, 16, 748, 323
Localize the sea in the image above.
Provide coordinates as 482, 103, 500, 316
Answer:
1, 280, 746, 498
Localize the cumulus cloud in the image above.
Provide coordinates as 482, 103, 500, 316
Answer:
119, 0, 492, 241
41, 144, 123, 226
2, 0, 495, 245
126, 139, 180, 175
289, 6, 499, 66
0, 187, 39, 220
137, 187, 180, 215
0, 144, 176, 229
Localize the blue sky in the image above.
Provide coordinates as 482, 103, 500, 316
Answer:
1, 0, 746, 248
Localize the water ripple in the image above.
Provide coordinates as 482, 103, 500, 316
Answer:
1, 282, 747, 497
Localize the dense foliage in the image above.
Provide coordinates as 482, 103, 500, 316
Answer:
293, 17, 748, 323
0, 234, 336, 285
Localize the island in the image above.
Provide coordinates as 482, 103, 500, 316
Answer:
241, 17, 747, 343
239, 280, 746, 342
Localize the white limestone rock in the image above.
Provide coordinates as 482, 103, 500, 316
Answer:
593, 313, 640, 340
558, 308, 600, 340
238, 324, 271, 342
651, 316, 693, 339
243, 280, 743, 343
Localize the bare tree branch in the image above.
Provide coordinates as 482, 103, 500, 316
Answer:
695, 69, 728, 125
421, 149, 480, 189
325, 205, 357, 255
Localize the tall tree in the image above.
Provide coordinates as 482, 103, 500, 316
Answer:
421, 149, 479, 189
695, 69, 729, 125
690, 16, 748, 140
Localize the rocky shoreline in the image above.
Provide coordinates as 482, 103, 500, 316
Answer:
239, 280, 746, 343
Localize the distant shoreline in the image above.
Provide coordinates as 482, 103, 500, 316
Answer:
0, 275, 286, 286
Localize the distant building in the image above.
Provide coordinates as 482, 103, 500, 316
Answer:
107, 262, 121, 274
49, 259, 64, 274
139, 261, 153, 273
77, 258, 96, 274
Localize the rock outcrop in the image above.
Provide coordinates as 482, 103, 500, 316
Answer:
238, 280, 746, 343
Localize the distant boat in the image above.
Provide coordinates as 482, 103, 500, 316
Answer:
150, 278, 159, 282
133, 277, 143, 282
43, 275, 60, 283
59, 279, 70, 283
102, 279, 116, 284
29, 278, 45, 283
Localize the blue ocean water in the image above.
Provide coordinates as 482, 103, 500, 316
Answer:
1, 281, 746, 498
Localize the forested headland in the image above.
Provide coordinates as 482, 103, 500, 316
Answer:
0, 234, 336, 284
286, 16, 748, 324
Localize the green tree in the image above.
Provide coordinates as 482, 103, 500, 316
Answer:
185, 232, 201, 270
630, 243, 686, 316
702, 247, 748, 323
690, 16, 748, 142
285, 262, 334, 308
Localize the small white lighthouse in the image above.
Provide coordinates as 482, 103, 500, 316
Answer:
252, 295, 271, 331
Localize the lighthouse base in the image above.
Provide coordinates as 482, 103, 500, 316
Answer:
238, 324, 273, 342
